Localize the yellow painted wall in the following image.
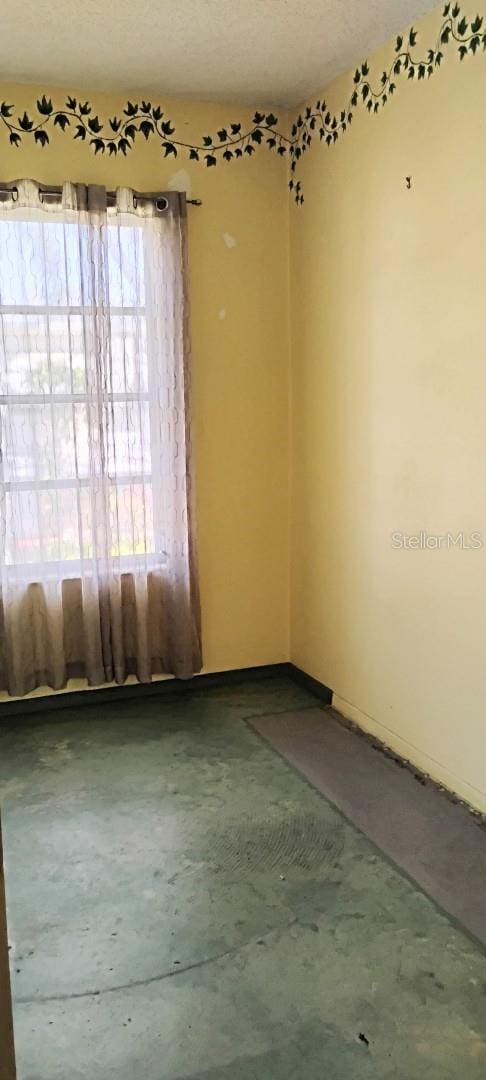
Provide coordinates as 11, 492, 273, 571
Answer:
289, 5, 486, 811
0, 83, 291, 674
2, 11, 486, 814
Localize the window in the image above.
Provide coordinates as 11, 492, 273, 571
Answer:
0, 215, 163, 575
0, 181, 200, 693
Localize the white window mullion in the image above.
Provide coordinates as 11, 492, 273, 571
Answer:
0, 304, 145, 317
0, 392, 150, 405
1, 473, 153, 493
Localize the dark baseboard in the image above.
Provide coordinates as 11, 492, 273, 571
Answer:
0, 660, 333, 720
287, 663, 333, 705
0, 662, 294, 719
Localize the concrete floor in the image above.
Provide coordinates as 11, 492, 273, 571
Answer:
1, 676, 486, 1079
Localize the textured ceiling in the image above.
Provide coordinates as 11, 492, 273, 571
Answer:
2, 0, 436, 108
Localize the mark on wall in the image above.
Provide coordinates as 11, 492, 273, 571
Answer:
168, 169, 192, 197
218, 309, 227, 320
0, 4, 482, 205
223, 233, 237, 249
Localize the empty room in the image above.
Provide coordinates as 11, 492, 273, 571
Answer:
0, 0, 485, 1076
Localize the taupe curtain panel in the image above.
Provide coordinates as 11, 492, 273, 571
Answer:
0, 180, 201, 695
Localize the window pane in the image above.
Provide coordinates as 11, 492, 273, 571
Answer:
0, 313, 147, 396
107, 401, 151, 477
2, 401, 152, 483
5, 483, 155, 566
0, 314, 87, 395
108, 483, 154, 558
0, 221, 83, 306
2, 404, 76, 482
5, 487, 82, 564
106, 225, 145, 307
109, 315, 147, 393
0, 220, 145, 308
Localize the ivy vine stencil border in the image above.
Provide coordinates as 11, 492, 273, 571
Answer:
0, 4, 483, 204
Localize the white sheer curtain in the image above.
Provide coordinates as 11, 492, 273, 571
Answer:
0, 180, 201, 695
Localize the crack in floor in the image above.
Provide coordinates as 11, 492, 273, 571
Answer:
14, 916, 299, 1006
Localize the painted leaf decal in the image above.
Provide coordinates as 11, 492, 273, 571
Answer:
54, 113, 70, 130
0, 3, 484, 212
139, 120, 154, 140
37, 95, 53, 115
18, 111, 34, 131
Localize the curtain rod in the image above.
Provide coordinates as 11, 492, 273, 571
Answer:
0, 184, 202, 207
